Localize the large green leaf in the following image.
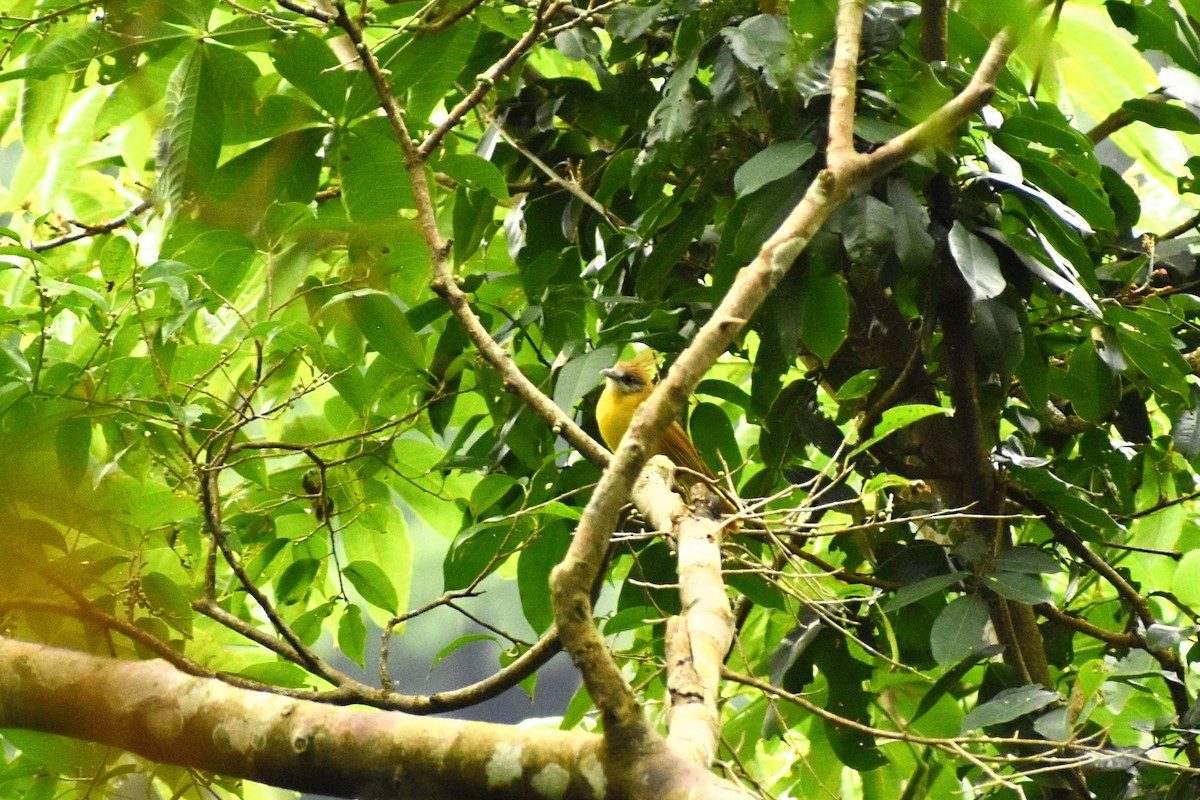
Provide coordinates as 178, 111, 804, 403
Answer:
157, 46, 224, 209
930, 595, 988, 666
949, 221, 1005, 301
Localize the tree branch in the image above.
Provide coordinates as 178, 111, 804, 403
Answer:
30, 196, 153, 252
0, 636, 607, 800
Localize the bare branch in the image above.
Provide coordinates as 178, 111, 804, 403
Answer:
30, 196, 153, 252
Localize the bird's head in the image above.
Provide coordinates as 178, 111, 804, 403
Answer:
601, 349, 657, 397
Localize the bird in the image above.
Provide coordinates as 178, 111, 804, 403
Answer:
596, 349, 717, 486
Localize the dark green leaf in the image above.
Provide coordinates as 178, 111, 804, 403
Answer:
983, 571, 1053, 605
733, 140, 817, 198
973, 298, 1024, 376
141, 571, 193, 636
55, 417, 91, 490
960, 685, 1059, 733
339, 118, 415, 222
994, 548, 1061, 575
157, 47, 223, 208
722, 15, 797, 90
949, 221, 1005, 300
690, 402, 741, 477
881, 572, 963, 613
344, 560, 399, 612
271, 29, 346, 116
607, 2, 667, 41
276, 558, 321, 606
1173, 388, 1200, 457
646, 55, 697, 146
438, 153, 509, 200
930, 595, 988, 666
337, 604, 367, 667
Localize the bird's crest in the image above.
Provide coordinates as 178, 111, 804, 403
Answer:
624, 348, 658, 381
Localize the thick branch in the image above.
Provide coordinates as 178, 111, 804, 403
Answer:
827, 0, 866, 165
0, 636, 604, 800
1086, 93, 1167, 144
665, 505, 734, 767
920, 0, 948, 62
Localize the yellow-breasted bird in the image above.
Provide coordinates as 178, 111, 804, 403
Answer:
596, 350, 716, 486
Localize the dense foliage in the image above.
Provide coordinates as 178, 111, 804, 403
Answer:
4, 0, 1200, 798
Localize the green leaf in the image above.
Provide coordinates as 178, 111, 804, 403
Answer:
554, 346, 616, 417
733, 140, 817, 197
276, 558, 321, 606
141, 571, 193, 636
339, 117, 414, 222
55, 417, 91, 490
722, 14, 798, 90
850, 404, 950, 458
646, 55, 698, 145
1172, 550, 1200, 607
930, 595, 988, 666
949, 221, 1005, 300
608, 2, 668, 41
994, 548, 1061, 575
324, 289, 425, 372
444, 523, 516, 591
1008, 465, 1124, 539
881, 572, 963, 613
912, 645, 1004, 722
432, 633, 496, 668
1173, 391, 1200, 458
983, 572, 1054, 605
889, 175, 935, 268
392, 21, 480, 123
98, 236, 134, 285
157, 47, 223, 209
237, 660, 312, 689
840, 195, 895, 267
1110, 307, 1191, 408
1107, 0, 1200, 74
1122, 97, 1200, 134
337, 604, 368, 667
690, 402, 741, 477
344, 560, 399, 613
973, 298, 1024, 376
799, 266, 849, 366
833, 369, 881, 402
438, 153, 509, 200
517, 526, 572, 634
271, 29, 346, 116
960, 685, 1059, 734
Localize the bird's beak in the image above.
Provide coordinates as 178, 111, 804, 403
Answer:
600, 368, 619, 380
